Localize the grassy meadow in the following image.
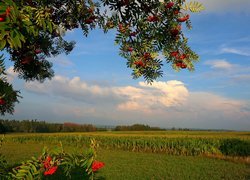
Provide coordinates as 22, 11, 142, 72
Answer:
1, 131, 250, 179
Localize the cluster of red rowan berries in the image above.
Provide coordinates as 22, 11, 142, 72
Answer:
118, 1, 190, 70
170, 51, 188, 69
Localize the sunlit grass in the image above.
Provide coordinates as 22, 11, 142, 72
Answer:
1, 142, 250, 180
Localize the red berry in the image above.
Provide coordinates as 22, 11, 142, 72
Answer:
177, 14, 190, 22
130, 32, 137, 36
21, 56, 33, 64
147, 16, 158, 22
175, 61, 187, 69
170, 51, 179, 57
176, 62, 182, 67
127, 47, 133, 52
85, 18, 94, 24
87, 8, 94, 14
181, 63, 187, 69
171, 29, 179, 36
34, 49, 42, 54
173, 10, 179, 15
121, 0, 129, 6
89, 16, 96, 20
0, 98, 5, 105
118, 23, 123, 30
134, 60, 145, 67
143, 52, 151, 59
179, 54, 186, 60
165, 2, 174, 9
118, 23, 126, 33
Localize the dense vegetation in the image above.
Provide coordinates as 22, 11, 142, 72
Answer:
0, 119, 96, 133
3, 131, 250, 157
0, 119, 167, 133
114, 124, 163, 131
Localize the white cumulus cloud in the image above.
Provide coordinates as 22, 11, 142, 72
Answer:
116, 80, 189, 112
25, 75, 189, 113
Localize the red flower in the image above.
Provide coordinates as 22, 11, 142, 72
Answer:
43, 156, 58, 176
6, 6, 11, 16
44, 166, 58, 176
0, 15, 6, 22
43, 156, 52, 169
92, 161, 105, 172
0, 99, 5, 105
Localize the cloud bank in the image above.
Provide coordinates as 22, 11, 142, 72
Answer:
21, 75, 250, 130
25, 76, 188, 113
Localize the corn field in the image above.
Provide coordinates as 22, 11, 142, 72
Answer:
2, 131, 250, 157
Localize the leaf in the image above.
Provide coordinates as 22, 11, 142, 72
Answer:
13, 36, 22, 49
0, 31, 7, 40
6, 38, 13, 48
17, 169, 28, 173
47, 21, 53, 33
183, 1, 205, 13
0, 40, 6, 50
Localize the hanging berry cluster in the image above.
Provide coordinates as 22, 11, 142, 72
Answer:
100, 0, 203, 82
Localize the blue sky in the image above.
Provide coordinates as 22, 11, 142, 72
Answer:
2, 0, 250, 130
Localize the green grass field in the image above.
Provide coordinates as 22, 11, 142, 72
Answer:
1, 131, 250, 179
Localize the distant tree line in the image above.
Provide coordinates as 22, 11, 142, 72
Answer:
0, 119, 166, 134
114, 124, 164, 131
0, 119, 96, 133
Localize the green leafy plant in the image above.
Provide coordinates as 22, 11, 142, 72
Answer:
1, 138, 104, 180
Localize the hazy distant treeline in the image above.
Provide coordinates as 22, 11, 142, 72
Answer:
114, 124, 163, 131
0, 119, 96, 133
0, 119, 166, 133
